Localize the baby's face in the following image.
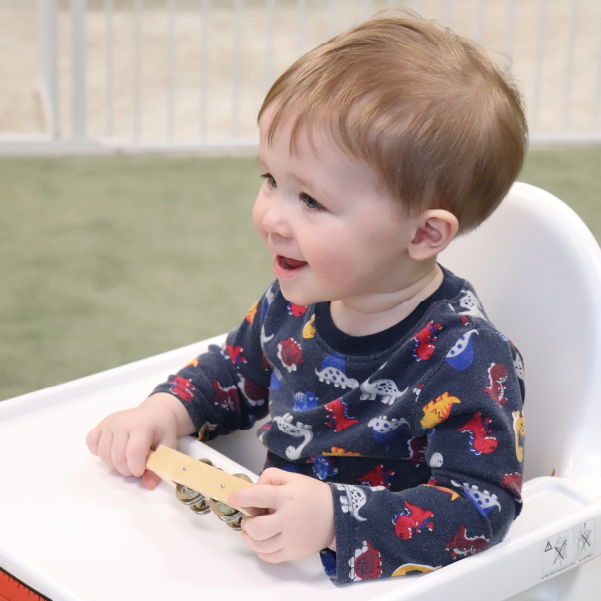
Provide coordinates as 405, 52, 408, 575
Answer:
252, 110, 419, 309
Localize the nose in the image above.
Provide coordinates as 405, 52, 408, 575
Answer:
253, 192, 292, 240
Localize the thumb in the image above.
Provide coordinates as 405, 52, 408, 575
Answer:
228, 481, 281, 511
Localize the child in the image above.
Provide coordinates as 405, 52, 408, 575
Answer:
87, 13, 527, 584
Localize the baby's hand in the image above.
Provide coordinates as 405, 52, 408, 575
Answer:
228, 468, 335, 563
86, 392, 192, 489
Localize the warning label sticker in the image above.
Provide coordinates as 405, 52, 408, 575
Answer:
542, 520, 596, 579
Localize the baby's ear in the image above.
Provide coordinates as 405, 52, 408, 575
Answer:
408, 210, 458, 261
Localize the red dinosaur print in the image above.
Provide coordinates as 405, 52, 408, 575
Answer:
412, 321, 443, 361
408, 435, 427, 466
325, 398, 359, 432
169, 376, 194, 402
238, 374, 268, 406
446, 525, 489, 559
499, 472, 523, 499
458, 412, 498, 455
287, 302, 307, 317
225, 343, 247, 365
277, 337, 303, 372
350, 541, 383, 581
357, 464, 395, 488
393, 501, 435, 540
211, 378, 240, 412
484, 362, 508, 405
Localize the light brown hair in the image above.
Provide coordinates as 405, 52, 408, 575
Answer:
259, 13, 528, 233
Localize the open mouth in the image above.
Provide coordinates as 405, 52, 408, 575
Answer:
276, 255, 308, 271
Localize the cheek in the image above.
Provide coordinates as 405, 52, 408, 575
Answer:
251, 195, 267, 240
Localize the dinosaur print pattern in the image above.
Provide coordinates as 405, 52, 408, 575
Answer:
336, 484, 368, 522
151, 270, 525, 585
349, 541, 383, 581
420, 392, 461, 429
458, 412, 498, 455
512, 410, 526, 462
277, 337, 303, 372
412, 321, 443, 361
393, 501, 435, 540
445, 329, 479, 370
446, 525, 489, 559
484, 362, 509, 405
451, 479, 502, 516
315, 353, 359, 389
325, 398, 359, 431
272, 413, 313, 460
360, 378, 407, 405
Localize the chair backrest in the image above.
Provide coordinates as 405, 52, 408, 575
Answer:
441, 182, 601, 490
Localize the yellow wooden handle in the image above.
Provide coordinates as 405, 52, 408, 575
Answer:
146, 445, 263, 517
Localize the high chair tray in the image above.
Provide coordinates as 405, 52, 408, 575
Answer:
1, 338, 599, 601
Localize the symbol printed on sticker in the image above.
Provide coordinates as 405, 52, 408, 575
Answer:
575, 522, 594, 561
541, 520, 597, 580
542, 530, 571, 577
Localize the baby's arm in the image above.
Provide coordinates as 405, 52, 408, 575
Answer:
87, 287, 274, 488
86, 392, 195, 489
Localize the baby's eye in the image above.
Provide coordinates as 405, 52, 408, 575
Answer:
260, 172, 277, 189
299, 193, 324, 211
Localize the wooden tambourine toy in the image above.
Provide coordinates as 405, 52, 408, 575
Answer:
146, 445, 265, 530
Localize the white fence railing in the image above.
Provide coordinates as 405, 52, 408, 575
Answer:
1, 0, 601, 153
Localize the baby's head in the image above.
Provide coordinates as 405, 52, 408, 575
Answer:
259, 13, 528, 234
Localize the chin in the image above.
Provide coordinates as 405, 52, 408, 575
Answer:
278, 284, 322, 307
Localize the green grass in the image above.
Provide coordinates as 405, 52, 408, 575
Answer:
1, 148, 599, 400
521, 146, 601, 240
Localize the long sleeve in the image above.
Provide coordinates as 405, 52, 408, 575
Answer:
326, 326, 525, 582
151, 287, 275, 440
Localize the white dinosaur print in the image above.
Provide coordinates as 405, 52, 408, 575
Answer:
451, 479, 501, 515
260, 324, 274, 346
335, 484, 368, 521
457, 290, 486, 320
315, 366, 359, 389
360, 379, 407, 405
272, 412, 313, 460
513, 351, 525, 380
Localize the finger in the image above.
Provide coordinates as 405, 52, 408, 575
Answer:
240, 513, 281, 542
111, 430, 132, 477
141, 469, 162, 490
240, 529, 284, 556
256, 467, 293, 486
256, 548, 290, 564
125, 430, 154, 477
86, 428, 100, 455
228, 484, 281, 511
97, 429, 115, 471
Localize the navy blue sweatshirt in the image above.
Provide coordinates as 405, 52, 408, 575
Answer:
152, 267, 525, 583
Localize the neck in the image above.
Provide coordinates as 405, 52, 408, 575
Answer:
330, 263, 443, 337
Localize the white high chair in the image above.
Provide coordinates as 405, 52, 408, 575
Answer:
0, 182, 599, 601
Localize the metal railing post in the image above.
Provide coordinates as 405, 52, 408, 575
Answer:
70, 0, 87, 143
37, 0, 60, 138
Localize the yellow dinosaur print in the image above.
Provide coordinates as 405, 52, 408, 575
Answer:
303, 314, 316, 338
245, 301, 258, 324
392, 563, 439, 577
183, 357, 199, 369
420, 392, 461, 429
322, 446, 362, 457
512, 410, 525, 462
422, 484, 460, 500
